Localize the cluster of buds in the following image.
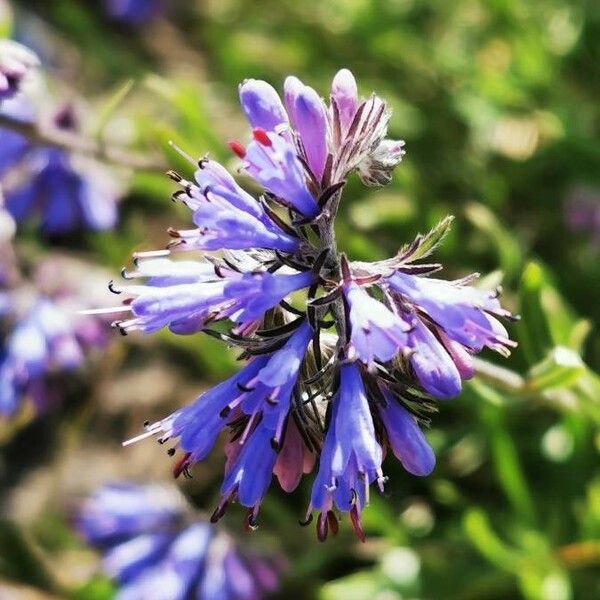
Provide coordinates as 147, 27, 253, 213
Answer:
101, 69, 516, 541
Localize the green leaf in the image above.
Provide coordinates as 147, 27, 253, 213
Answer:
320, 571, 386, 600
526, 347, 585, 392
463, 509, 521, 572
93, 78, 136, 140
516, 261, 554, 364
0, 521, 59, 593
399, 214, 454, 261
464, 203, 521, 279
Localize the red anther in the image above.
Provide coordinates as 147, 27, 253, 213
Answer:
172, 452, 192, 478
349, 505, 366, 543
252, 128, 272, 146
327, 511, 339, 536
316, 512, 329, 542
228, 140, 247, 158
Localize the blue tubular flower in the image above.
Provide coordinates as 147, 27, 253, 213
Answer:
0, 40, 39, 101
387, 272, 513, 354
344, 281, 410, 367
308, 363, 384, 542
377, 383, 435, 476
110, 263, 313, 335
168, 160, 300, 253
239, 79, 289, 132
135, 322, 313, 521
242, 129, 320, 218
404, 315, 462, 399
283, 77, 328, 181
330, 69, 358, 136
78, 483, 281, 600
110, 69, 516, 540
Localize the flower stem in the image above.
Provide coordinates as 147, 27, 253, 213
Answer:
0, 113, 167, 171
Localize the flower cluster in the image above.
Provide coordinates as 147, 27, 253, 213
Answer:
0, 98, 121, 234
78, 482, 281, 600
107, 69, 516, 540
0, 39, 39, 102
0, 208, 109, 417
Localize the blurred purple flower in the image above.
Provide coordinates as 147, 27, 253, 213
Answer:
78, 482, 281, 600
105, 0, 165, 25
0, 40, 39, 102
564, 185, 600, 249
0, 101, 121, 234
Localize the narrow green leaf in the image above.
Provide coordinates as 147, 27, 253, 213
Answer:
93, 79, 135, 140
399, 214, 454, 261
464, 203, 521, 278
527, 346, 585, 392
463, 509, 521, 572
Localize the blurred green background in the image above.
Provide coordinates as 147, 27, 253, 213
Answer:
1, 1, 598, 599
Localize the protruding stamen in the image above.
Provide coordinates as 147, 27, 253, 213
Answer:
168, 140, 197, 165
79, 305, 131, 316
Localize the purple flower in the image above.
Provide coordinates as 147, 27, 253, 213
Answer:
108, 258, 313, 335
377, 382, 435, 477
0, 103, 120, 234
0, 40, 39, 101
78, 482, 281, 600
0, 298, 84, 416
108, 69, 515, 541
239, 79, 288, 132
330, 69, 358, 136
105, 0, 165, 25
132, 322, 314, 521
344, 281, 410, 366
307, 363, 384, 542
242, 129, 320, 218
283, 77, 328, 181
167, 160, 300, 253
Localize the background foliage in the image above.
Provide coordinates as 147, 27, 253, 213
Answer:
1, 1, 598, 599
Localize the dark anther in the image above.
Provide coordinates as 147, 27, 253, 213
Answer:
197, 155, 209, 169
143, 420, 150, 427
166, 169, 182, 182
111, 321, 127, 336
210, 502, 228, 523
270, 437, 281, 452
108, 280, 121, 294
236, 382, 255, 393
299, 513, 313, 527
244, 509, 259, 532
350, 505, 366, 543
316, 512, 329, 542
327, 511, 339, 536
167, 448, 176, 456
172, 452, 191, 479
219, 406, 232, 418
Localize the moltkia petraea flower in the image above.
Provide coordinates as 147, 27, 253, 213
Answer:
78, 482, 281, 600
99, 69, 517, 541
